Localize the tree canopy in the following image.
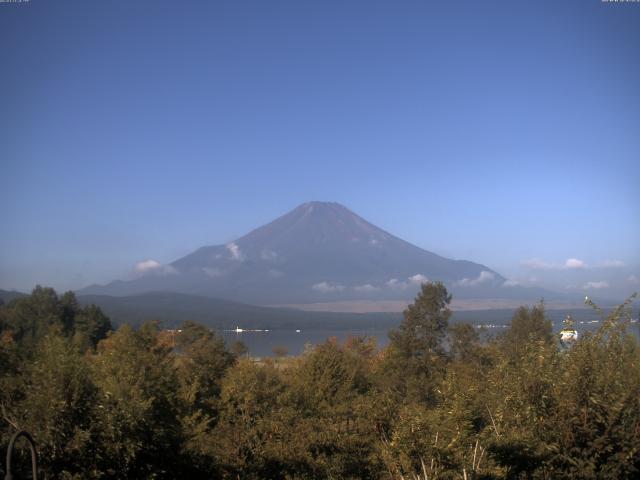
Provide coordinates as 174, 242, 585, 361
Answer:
1, 286, 638, 479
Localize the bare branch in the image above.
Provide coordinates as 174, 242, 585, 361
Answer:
486, 405, 500, 438
1, 402, 19, 431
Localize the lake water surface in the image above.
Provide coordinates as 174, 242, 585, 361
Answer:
218, 308, 639, 357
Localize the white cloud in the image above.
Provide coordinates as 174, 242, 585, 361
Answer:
386, 274, 429, 290
521, 258, 587, 270
456, 271, 495, 287
134, 259, 177, 276
599, 259, 625, 268
521, 257, 626, 271
502, 279, 520, 287
312, 282, 345, 293
135, 259, 162, 273
353, 284, 380, 292
583, 281, 609, 290
408, 274, 429, 285
226, 242, 245, 261
628, 275, 639, 284
565, 258, 586, 269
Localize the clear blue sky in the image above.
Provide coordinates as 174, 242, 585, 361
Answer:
1, 0, 639, 295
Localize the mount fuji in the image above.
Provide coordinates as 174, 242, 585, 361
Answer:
79, 202, 538, 305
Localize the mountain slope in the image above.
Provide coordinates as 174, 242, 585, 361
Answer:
79, 201, 510, 303
0, 289, 28, 304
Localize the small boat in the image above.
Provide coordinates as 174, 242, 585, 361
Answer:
559, 314, 578, 345
234, 326, 244, 333
559, 329, 578, 342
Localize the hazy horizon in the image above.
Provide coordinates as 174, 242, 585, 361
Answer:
1, 1, 639, 299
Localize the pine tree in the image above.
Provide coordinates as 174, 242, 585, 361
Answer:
384, 281, 452, 404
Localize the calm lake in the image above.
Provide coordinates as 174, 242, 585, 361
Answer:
218, 308, 640, 357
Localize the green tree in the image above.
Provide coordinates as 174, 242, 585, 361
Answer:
90, 322, 183, 478
10, 330, 98, 478
0, 287, 112, 351
173, 321, 235, 476
543, 295, 640, 478
289, 339, 383, 479
293, 338, 370, 415
213, 359, 299, 479
448, 322, 481, 364
73, 304, 112, 348
4, 286, 63, 348
499, 302, 553, 361
59, 291, 80, 334
175, 321, 234, 412
230, 340, 249, 358
384, 281, 452, 404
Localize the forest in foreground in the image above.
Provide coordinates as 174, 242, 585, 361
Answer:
0, 283, 638, 479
